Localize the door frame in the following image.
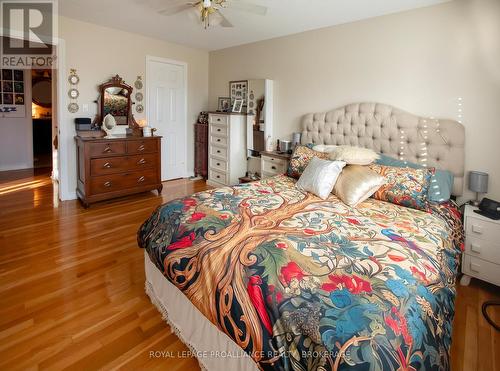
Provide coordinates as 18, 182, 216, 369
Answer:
145, 55, 189, 180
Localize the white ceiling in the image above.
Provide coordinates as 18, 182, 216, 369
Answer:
59, 0, 449, 51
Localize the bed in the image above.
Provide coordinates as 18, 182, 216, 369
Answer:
138, 103, 465, 371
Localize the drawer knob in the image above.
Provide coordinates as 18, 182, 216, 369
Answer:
217, 128, 221, 132
216, 175, 220, 179
471, 224, 483, 234
138, 158, 146, 165
217, 150, 221, 153
217, 139, 221, 142
138, 176, 145, 183
217, 162, 220, 166
103, 162, 112, 169
138, 144, 145, 151
271, 166, 277, 170
104, 181, 112, 187
103, 146, 112, 153
217, 118, 221, 121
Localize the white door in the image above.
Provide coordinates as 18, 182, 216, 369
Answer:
147, 57, 187, 181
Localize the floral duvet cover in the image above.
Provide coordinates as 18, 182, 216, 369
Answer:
138, 175, 463, 371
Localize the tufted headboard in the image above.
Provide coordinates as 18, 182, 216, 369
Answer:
301, 102, 465, 196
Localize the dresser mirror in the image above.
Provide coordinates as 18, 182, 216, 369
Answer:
94, 74, 139, 130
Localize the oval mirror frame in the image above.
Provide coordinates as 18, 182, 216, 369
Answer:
32, 77, 52, 108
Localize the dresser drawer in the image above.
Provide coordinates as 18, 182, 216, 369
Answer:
210, 135, 228, 147
262, 158, 286, 175
127, 139, 158, 154
89, 141, 126, 158
209, 169, 228, 185
210, 145, 228, 160
465, 235, 500, 264
127, 154, 157, 171
261, 155, 286, 166
123, 169, 158, 189
466, 216, 500, 243
210, 124, 229, 137
462, 254, 500, 286
91, 156, 129, 176
210, 157, 228, 172
90, 169, 158, 195
209, 114, 229, 125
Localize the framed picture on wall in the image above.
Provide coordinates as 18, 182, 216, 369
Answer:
0, 69, 26, 117
13, 70, 24, 81
229, 80, 247, 112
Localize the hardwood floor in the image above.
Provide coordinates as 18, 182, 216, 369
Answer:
0, 169, 499, 370
0, 169, 206, 370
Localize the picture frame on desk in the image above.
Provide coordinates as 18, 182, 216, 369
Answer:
232, 99, 243, 113
217, 97, 231, 112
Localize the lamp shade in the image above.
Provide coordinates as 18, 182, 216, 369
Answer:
292, 132, 301, 146
469, 171, 488, 193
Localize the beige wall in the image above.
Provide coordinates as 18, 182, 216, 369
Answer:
209, 0, 500, 201
58, 16, 209, 199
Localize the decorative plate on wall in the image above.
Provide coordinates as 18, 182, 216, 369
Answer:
135, 92, 143, 102
68, 88, 79, 99
68, 102, 79, 113
68, 69, 79, 85
134, 76, 143, 90
136, 104, 144, 113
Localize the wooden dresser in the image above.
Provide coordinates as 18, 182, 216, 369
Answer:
194, 122, 208, 178
75, 134, 162, 207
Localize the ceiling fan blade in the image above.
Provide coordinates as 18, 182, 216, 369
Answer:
215, 9, 234, 27
226, 0, 267, 16
158, 2, 197, 15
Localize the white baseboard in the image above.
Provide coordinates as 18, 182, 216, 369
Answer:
60, 191, 77, 201
0, 164, 32, 172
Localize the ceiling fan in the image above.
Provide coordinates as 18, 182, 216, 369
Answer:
158, 0, 268, 29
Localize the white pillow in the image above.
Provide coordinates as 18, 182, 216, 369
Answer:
329, 146, 379, 165
296, 157, 346, 199
312, 144, 337, 153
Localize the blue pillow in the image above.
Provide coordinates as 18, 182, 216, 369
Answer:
376, 154, 454, 203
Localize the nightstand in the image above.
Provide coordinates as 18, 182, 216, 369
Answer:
460, 204, 500, 286
260, 151, 291, 179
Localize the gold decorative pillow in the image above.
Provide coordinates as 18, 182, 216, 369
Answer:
287, 145, 331, 179
333, 165, 386, 207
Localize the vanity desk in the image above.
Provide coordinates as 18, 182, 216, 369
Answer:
75, 74, 161, 208
75, 134, 162, 208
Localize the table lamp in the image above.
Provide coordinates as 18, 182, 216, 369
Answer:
469, 171, 488, 206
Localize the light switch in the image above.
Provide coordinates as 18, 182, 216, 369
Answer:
82, 104, 89, 112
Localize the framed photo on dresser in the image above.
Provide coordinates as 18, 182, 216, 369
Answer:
218, 97, 231, 112
229, 80, 247, 112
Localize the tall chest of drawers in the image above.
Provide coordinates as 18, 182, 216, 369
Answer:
460, 205, 500, 286
207, 113, 247, 187
75, 134, 162, 207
